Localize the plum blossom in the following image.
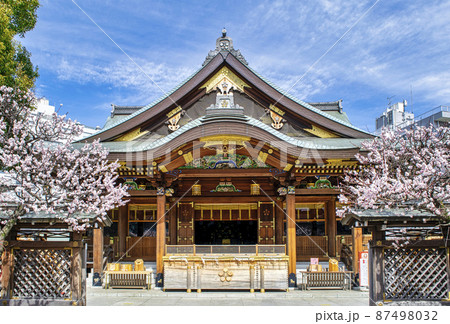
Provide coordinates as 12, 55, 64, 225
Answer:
0, 86, 128, 254
339, 125, 449, 221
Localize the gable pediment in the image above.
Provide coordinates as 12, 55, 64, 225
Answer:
200, 66, 250, 94
79, 39, 373, 144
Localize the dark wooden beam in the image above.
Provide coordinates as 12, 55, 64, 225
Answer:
6, 241, 83, 249
127, 190, 157, 197
295, 189, 339, 196
178, 169, 274, 178
177, 196, 274, 203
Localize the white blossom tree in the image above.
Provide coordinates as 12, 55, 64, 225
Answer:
0, 86, 128, 255
339, 125, 449, 220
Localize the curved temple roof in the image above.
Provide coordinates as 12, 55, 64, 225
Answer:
79, 31, 373, 149
73, 115, 367, 154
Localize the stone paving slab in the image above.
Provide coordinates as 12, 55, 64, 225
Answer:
86, 287, 369, 306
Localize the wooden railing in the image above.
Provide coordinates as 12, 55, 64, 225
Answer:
104, 271, 152, 290
165, 244, 286, 256
300, 271, 353, 290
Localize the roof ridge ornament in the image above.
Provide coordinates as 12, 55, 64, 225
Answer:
203, 29, 248, 66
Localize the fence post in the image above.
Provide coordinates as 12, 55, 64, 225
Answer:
0, 247, 12, 300
71, 232, 83, 306
447, 248, 450, 301
369, 227, 385, 306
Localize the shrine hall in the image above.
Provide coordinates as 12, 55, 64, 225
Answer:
77, 30, 374, 289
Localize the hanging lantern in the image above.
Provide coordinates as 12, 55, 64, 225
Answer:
192, 184, 202, 196
250, 183, 260, 195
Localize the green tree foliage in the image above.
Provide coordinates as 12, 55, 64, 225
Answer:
0, 0, 39, 89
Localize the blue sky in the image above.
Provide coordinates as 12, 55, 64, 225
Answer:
20, 0, 450, 132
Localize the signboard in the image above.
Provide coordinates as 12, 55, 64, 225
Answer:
359, 251, 369, 287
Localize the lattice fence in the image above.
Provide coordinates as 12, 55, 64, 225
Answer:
384, 247, 448, 300
12, 249, 72, 299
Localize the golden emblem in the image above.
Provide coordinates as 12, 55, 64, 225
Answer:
218, 268, 234, 282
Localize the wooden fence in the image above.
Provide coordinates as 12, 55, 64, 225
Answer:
1, 240, 85, 306
370, 239, 449, 305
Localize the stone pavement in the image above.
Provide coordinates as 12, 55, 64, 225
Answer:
87, 287, 369, 306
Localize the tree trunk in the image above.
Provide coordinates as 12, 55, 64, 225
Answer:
0, 207, 23, 256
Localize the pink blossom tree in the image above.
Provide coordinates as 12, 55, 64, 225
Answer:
339, 126, 449, 220
0, 86, 128, 255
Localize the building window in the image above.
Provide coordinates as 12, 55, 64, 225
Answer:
129, 222, 156, 237
104, 222, 118, 237
295, 221, 325, 236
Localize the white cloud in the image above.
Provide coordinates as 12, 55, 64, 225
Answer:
56, 58, 195, 100
22, 0, 450, 129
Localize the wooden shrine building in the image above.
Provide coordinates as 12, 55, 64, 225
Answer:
77, 30, 374, 288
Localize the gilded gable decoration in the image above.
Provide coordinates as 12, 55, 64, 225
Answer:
200, 135, 250, 153
269, 110, 284, 130
200, 67, 250, 94
180, 153, 269, 169
267, 105, 286, 130
166, 106, 184, 132
211, 181, 241, 193
167, 112, 182, 131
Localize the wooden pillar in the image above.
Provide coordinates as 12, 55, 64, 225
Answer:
352, 227, 363, 275
169, 200, 177, 245
275, 198, 284, 245
286, 192, 296, 287
0, 248, 12, 299
92, 226, 103, 287
369, 227, 385, 306
326, 198, 337, 257
118, 205, 128, 258
71, 232, 84, 305
156, 189, 166, 287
